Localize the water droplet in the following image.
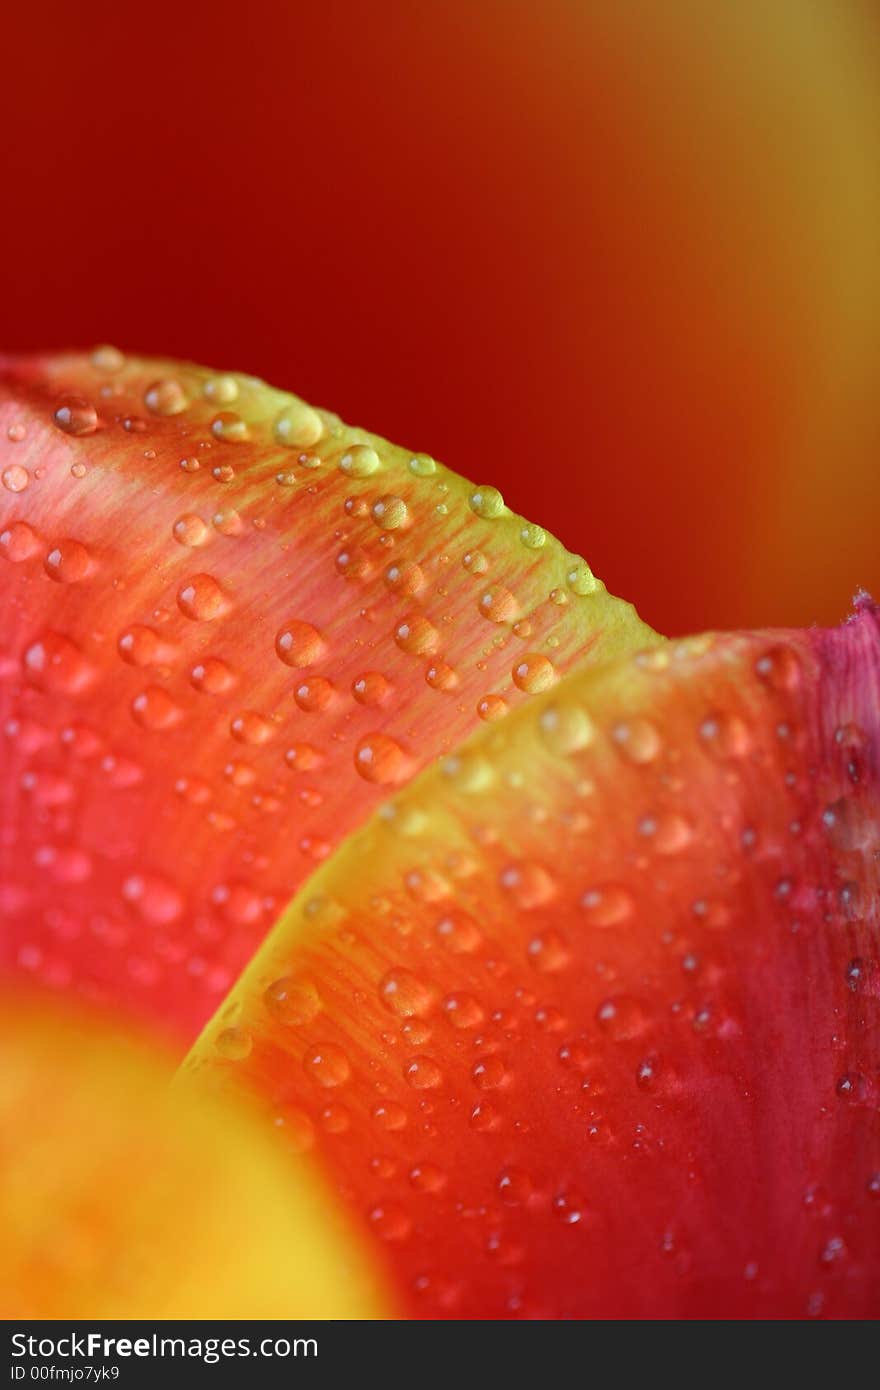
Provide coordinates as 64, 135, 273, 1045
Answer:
519, 522, 546, 549
405, 1164, 446, 1198
472, 1055, 507, 1089
368, 1203, 412, 1241
633, 1056, 660, 1090
512, 653, 555, 693
275, 400, 323, 448
425, 660, 458, 691
294, 676, 334, 713
230, 710, 274, 745
54, 396, 98, 436
379, 967, 434, 1018
479, 586, 518, 623
1, 521, 40, 562
44, 539, 91, 583
23, 631, 93, 693
352, 671, 393, 706
638, 811, 693, 855
173, 513, 210, 547
470, 1101, 501, 1132
497, 1167, 532, 1204
264, 976, 321, 1025
303, 1044, 351, 1087
177, 573, 228, 621
699, 712, 751, 759
384, 561, 425, 596
527, 929, 570, 972
90, 344, 124, 372
371, 495, 409, 529
552, 1190, 587, 1224
408, 453, 436, 477
203, 374, 239, 404
275, 620, 325, 667
354, 733, 409, 784
395, 614, 438, 655
469, 485, 504, 519
225, 760, 256, 787
117, 625, 172, 667
211, 411, 249, 442
212, 882, 264, 924
477, 693, 508, 721
131, 686, 182, 731
611, 718, 662, 764
403, 1055, 442, 1089
441, 992, 484, 1029
462, 549, 488, 574
339, 444, 380, 477
175, 775, 211, 805
435, 911, 482, 953
822, 796, 877, 853
539, 702, 594, 755
145, 378, 189, 416
285, 742, 323, 772
212, 508, 243, 536
372, 1101, 407, 1131
836, 1072, 866, 1102
596, 995, 647, 1041
566, 559, 598, 595
755, 646, 800, 691
335, 545, 373, 581
215, 1027, 252, 1060
320, 1102, 350, 1133
122, 873, 183, 924
581, 883, 634, 927
190, 656, 235, 693
499, 860, 557, 909
2, 464, 29, 493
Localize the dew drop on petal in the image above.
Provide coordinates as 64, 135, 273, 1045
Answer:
512, 653, 555, 693
44, 540, 91, 584
354, 733, 409, 785
54, 396, 98, 436
177, 573, 228, 621
275, 621, 325, 668
144, 378, 189, 416
469, 485, 504, 519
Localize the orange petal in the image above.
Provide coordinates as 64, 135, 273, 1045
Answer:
187, 601, 880, 1318
0, 351, 657, 1041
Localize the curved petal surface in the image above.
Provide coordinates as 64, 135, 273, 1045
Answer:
187, 600, 880, 1318
0, 352, 656, 1040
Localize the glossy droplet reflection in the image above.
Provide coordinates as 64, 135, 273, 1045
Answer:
177, 573, 228, 621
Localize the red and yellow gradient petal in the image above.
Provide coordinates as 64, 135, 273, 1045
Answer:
187, 602, 880, 1318
0, 352, 657, 1042
1, 994, 391, 1318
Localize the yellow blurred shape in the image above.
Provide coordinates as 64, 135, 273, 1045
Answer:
0, 995, 392, 1318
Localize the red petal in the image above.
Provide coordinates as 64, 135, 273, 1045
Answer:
188, 602, 880, 1318
0, 351, 655, 1041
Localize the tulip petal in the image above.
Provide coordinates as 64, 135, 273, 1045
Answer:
1, 994, 392, 1317
0, 352, 657, 1040
187, 600, 880, 1318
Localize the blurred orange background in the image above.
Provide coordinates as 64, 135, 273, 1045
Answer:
1, 0, 878, 637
